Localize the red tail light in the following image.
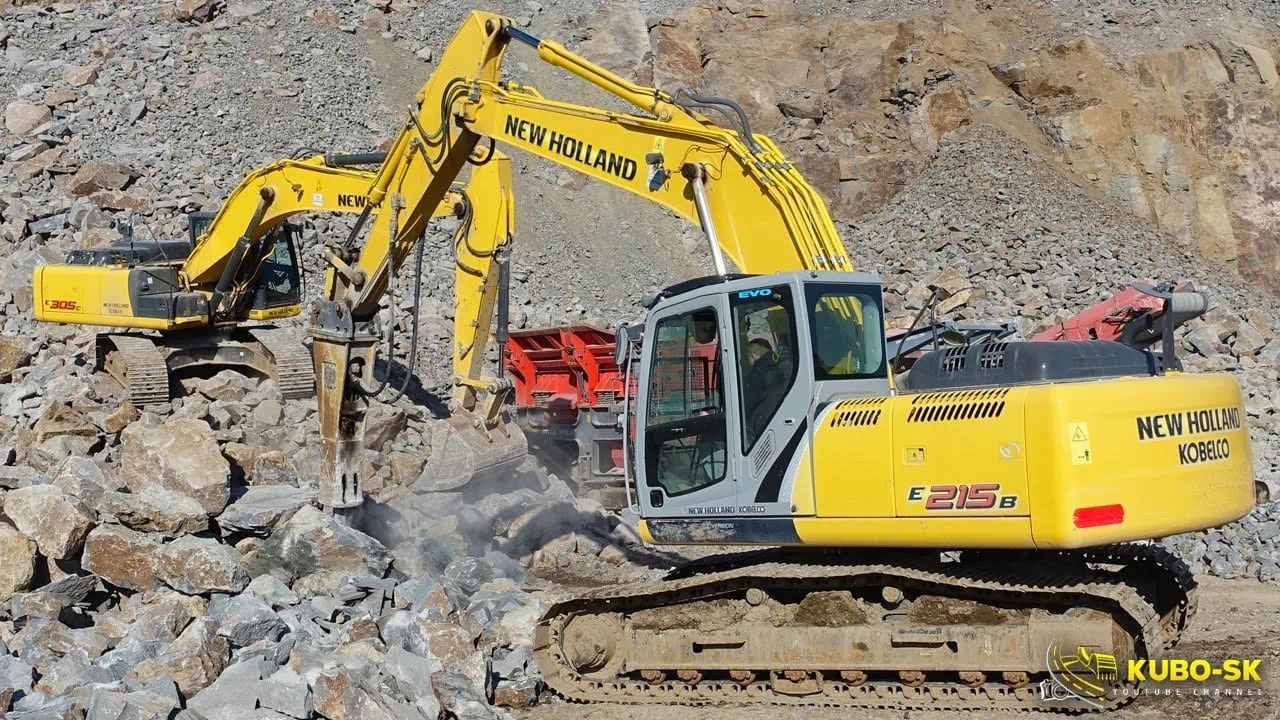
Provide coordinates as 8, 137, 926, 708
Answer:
1073, 504, 1124, 528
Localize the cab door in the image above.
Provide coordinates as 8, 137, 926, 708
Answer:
725, 281, 814, 517
635, 293, 738, 518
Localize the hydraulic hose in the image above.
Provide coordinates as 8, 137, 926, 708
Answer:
671, 89, 764, 154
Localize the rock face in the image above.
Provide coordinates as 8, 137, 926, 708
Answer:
119, 419, 230, 515
2, 485, 94, 559
0, 522, 37, 602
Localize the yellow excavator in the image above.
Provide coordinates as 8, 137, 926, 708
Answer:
30, 156, 505, 406
37, 10, 1255, 710
296, 12, 1252, 711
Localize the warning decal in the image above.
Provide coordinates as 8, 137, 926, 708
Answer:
1068, 421, 1092, 465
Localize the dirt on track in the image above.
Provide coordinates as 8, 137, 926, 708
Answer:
520, 576, 1280, 720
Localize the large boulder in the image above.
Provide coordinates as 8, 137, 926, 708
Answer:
5, 100, 51, 136
209, 594, 287, 647
0, 522, 37, 602
119, 419, 230, 514
129, 617, 229, 696
258, 666, 312, 718
68, 162, 133, 197
216, 485, 315, 535
84, 687, 177, 720
246, 506, 390, 581
311, 668, 419, 720
98, 486, 208, 537
363, 404, 408, 452
2, 485, 94, 559
0, 335, 32, 382
82, 525, 164, 592
33, 401, 100, 446
51, 456, 122, 507
158, 535, 249, 594
186, 658, 266, 720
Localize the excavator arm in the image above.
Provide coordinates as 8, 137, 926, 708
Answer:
310, 10, 857, 511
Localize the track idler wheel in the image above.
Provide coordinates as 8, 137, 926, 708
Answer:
729, 670, 756, 685
560, 615, 624, 678
959, 671, 986, 688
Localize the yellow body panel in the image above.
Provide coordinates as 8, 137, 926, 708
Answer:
793, 517, 1034, 548
1022, 372, 1253, 548
32, 264, 204, 329
800, 373, 1253, 550
892, 388, 1029, 518
812, 397, 895, 517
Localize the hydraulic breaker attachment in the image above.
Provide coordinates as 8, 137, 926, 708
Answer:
310, 300, 378, 512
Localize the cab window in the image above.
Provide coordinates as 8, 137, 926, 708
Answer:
255, 230, 301, 309
731, 286, 798, 453
644, 307, 726, 496
806, 283, 887, 380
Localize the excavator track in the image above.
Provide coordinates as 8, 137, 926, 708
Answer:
248, 327, 314, 400
534, 544, 1193, 712
98, 334, 171, 407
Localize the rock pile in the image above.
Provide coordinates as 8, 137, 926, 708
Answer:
0, 365, 650, 718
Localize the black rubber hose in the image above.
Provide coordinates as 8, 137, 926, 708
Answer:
671, 89, 763, 153
380, 233, 426, 404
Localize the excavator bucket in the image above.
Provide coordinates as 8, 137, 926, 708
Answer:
418, 413, 529, 493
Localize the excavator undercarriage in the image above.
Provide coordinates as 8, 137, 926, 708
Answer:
96, 325, 314, 406
535, 544, 1195, 711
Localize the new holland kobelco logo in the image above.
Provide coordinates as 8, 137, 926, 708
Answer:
1040, 640, 1265, 707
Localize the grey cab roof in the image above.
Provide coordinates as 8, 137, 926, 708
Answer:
649, 270, 885, 314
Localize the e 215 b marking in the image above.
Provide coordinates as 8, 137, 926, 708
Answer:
907, 483, 1019, 510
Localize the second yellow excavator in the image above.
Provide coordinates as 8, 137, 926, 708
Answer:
30, 155, 502, 406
